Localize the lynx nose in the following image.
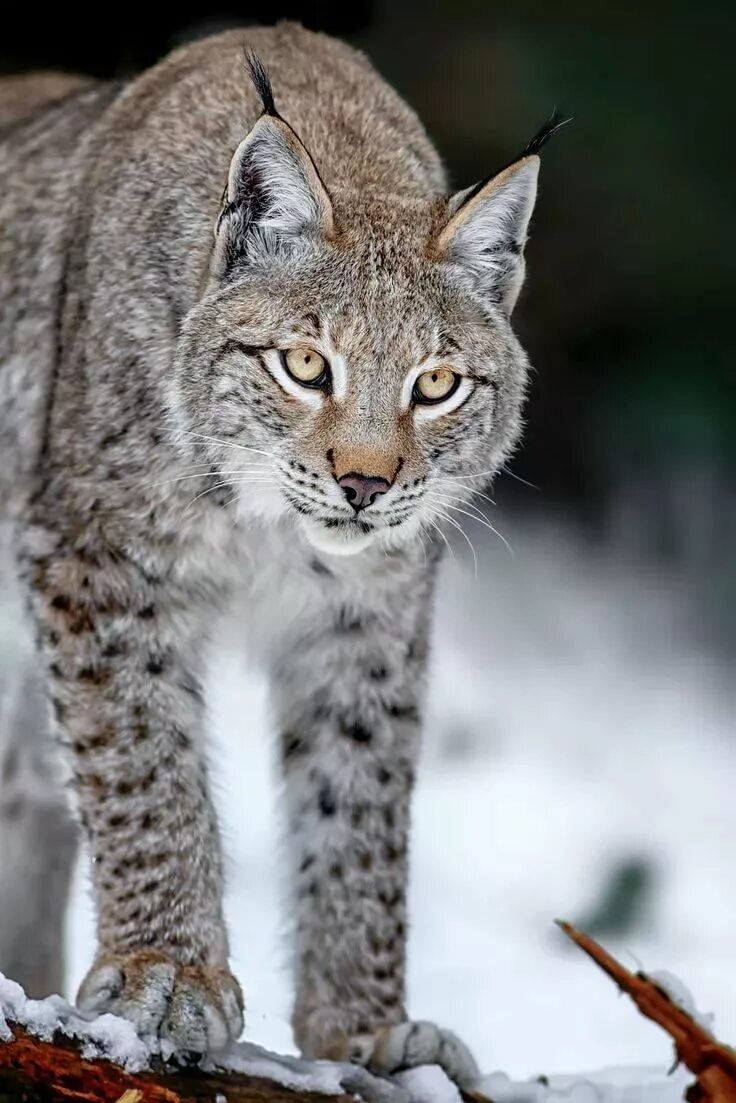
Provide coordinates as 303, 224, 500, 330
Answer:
337, 473, 391, 512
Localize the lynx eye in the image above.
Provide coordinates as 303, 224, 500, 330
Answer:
282, 347, 329, 388
413, 367, 460, 404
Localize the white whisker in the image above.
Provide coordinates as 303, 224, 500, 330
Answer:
439, 513, 478, 577
424, 516, 455, 563
500, 464, 539, 490
428, 505, 478, 576
429, 494, 514, 557
431, 493, 495, 527
163, 459, 273, 473
443, 484, 497, 509
434, 487, 497, 512
178, 429, 279, 461
183, 477, 275, 511
139, 466, 273, 491
443, 468, 498, 483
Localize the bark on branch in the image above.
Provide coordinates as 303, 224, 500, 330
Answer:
557, 920, 736, 1103
0, 1018, 492, 1103
0, 1020, 355, 1103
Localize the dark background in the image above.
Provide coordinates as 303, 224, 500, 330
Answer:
3, 0, 735, 638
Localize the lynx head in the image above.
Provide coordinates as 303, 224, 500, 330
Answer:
173, 55, 564, 556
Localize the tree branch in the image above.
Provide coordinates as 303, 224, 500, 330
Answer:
0, 1020, 356, 1103
557, 920, 736, 1103
0, 1018, 492, 1103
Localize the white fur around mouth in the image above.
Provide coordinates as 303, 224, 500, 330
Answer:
299, 516, 378, 556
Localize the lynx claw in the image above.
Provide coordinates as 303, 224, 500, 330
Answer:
350, 1021, 480, 1091
77, 950, 244, 1054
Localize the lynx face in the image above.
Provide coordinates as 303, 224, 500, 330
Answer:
172, 82, 548, 556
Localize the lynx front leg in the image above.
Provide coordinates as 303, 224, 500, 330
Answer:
272, 561, 479, 1090
23, 524, 243, 1053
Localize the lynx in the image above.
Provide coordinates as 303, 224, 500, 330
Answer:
0, 22, 558, 1085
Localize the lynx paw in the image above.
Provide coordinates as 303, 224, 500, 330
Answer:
348, 1021, 479, 1090
77, 950, 244, 1055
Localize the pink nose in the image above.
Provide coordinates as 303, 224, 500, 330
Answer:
337, 473, 391, 512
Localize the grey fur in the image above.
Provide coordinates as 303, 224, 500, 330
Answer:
0, 578, 78, 998
0, 22, 542, 1082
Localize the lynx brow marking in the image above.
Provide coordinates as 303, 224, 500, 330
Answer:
212, 339, 270, 366
436, 333, 460, 357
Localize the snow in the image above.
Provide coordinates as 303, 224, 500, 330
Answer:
397, 1065, 463, 1102
0, 970, 694, 1102
6, 515, 735, 1097
644, 971, 714, 1032
0, 973, 391, 1096
0, 973, 150, 1071
480, 1066, 693, 1103
202, 1041, 404, 1100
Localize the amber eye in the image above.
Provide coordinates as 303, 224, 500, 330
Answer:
282, 347, 330, 388
413, 367, 460, 404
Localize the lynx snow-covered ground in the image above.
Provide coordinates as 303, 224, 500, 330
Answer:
6, 516, 735, 1092
0, 971, 696, 1102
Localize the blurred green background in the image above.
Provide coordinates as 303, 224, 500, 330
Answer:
4, 0, 734, 633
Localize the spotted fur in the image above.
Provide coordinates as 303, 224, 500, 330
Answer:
0, 21, 548, 1083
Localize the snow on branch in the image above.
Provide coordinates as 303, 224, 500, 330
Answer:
0, 972, 485, 1103
557, 921, 736, 1103
2, 925, 736, 1103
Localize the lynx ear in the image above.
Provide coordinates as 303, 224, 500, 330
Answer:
435, 113, 568, 312
435, 156, 539, 314
213, 56, 333, 276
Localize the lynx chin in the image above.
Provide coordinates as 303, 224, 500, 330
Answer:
0, 22, 561, 1087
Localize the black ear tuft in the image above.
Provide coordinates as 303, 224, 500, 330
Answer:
244, 49, 278, 117
520, 109, 572, 158
458, 110, 570, 210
